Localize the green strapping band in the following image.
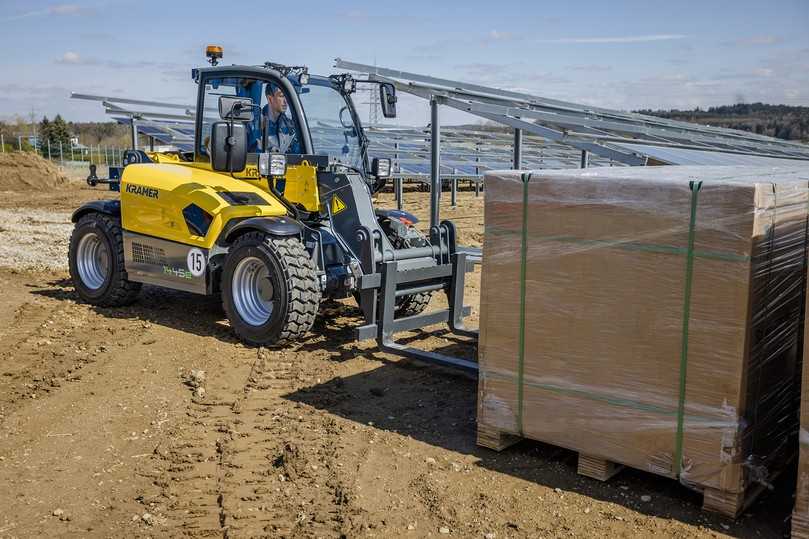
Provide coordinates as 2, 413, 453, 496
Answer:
483, 369, 729, 423
674, 180, 702, 476
484, 229, 749, 262
517, 173, 532, 435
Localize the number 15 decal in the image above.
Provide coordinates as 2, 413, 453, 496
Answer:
187, 248, 206, 277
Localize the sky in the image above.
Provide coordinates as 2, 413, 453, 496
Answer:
0, 0, 807, 127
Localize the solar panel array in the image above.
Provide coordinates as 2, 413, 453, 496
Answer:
365, 126, 619, 179
74, 92, 616, 179
74, 56, 809, 175
335, 59, 809, 168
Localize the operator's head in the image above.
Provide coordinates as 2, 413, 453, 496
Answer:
265, 83, 287, 118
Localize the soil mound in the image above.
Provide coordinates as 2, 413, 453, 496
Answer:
0, 152, 69, 191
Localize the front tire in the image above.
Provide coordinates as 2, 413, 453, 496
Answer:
354, 223, 434, 317
68, 212, 141, 306
387, 227, 433, 317
222, 233, 320, 346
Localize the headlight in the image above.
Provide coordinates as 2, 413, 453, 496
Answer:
259, 153, 287, 176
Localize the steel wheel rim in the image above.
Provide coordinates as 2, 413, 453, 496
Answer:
76, 232, 110, 290
232, 256, 275, 326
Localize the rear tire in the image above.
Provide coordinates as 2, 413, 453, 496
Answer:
222, 232, 320, 346
68, 212, 141, 306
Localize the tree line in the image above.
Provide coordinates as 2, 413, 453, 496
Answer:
637, 103, 809, 142
0, 116, 131, 150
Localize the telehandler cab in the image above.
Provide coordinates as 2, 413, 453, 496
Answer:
69, 49, 479, 372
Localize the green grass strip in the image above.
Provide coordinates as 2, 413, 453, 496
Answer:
516, 172, 532, 435
674, 180, 702, 477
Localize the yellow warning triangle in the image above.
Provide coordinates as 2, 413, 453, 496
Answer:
331, 195, 347, 215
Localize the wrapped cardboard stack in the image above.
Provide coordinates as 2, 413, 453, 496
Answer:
793, 282, 809, 537
478, 166, 809, 517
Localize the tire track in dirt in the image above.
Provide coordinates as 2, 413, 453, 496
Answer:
151, 345, 362, 538
0, 290, 148, 415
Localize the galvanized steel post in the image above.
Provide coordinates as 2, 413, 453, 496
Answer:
474, 142, 481, 196
513, 128, 522, 169
430, 97, 440, 231
130, 118, 138, 150
451, 168, 457, 207
394, 141, 403, 210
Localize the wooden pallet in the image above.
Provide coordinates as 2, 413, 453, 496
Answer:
477, 423, 521, 451
476, 423, 769, 519
577, 453, 624, 481
702, 483, 768, 519
793, 512, 809, 539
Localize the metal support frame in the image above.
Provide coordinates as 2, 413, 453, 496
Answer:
430, 97, 441, 231
130, 118, 138, 151
370, 74, 647, 166
393, 141, 403, 210
335, 58, 809, 165
513, 128, 523, 169
451, 169, 457, 207
580, 150, 589, 169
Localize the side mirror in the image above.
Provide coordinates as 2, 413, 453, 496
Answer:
210, 121, 248, 172
371, 157, 391, 178
380, 83, 397, 119
218, 96, 254, 121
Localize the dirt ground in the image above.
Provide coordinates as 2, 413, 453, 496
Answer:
0, 168, 798, 538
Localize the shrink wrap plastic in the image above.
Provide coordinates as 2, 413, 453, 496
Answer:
478, 165, 809, 494
794, 252, 809, 533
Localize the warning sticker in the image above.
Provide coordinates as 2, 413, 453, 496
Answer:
331, 195, 347, 215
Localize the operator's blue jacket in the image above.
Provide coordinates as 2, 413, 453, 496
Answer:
253, 105, 301, 154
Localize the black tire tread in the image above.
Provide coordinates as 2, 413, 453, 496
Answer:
69, 213, 141, 307
227, 232, 320, 345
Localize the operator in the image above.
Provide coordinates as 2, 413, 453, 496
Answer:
262, 83, 301, 154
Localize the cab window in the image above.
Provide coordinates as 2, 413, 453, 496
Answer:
197, 76, 301, 160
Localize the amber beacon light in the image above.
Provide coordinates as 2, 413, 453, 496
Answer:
205, 45, 223, 66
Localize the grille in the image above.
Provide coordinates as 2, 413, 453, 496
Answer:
132, 242, 167, 265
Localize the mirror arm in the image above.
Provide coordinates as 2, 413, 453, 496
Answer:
227, 116, 238, 179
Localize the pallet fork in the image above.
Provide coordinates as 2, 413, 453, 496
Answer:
355, 220, 480, 373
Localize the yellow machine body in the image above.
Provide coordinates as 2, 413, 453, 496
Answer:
120, 163, 287, 248
273, 163, 320, 212
145, 153, 322, 213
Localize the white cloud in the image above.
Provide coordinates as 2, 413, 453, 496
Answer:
59, 51, 82, 64
536, 34, 687, 44
752, 68, 774, 77
50, 4, 84, 15
2, 3, 88, 22
487, 30, 513, 41
736, 35, 782, 46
